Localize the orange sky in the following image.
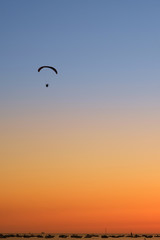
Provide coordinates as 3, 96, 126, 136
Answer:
1, 107, 160, 233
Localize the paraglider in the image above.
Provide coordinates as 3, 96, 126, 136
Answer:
38, 66, 58, 87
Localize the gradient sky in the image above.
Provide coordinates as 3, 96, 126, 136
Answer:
1, 0, 160, 234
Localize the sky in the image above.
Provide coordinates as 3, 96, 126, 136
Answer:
1, 0, 160, 234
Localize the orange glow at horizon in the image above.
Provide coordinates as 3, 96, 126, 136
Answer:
1, 108, 160, 233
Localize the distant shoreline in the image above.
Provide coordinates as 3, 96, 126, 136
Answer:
0, 233, 160, 238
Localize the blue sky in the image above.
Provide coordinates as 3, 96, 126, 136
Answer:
1, 0, 160, 116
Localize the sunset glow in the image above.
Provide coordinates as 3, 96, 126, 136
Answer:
1, 0, 160, 234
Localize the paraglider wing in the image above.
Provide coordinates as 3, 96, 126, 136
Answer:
38, 66, 58, 74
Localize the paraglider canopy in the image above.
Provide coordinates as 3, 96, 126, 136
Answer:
38, 66, 58, 74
